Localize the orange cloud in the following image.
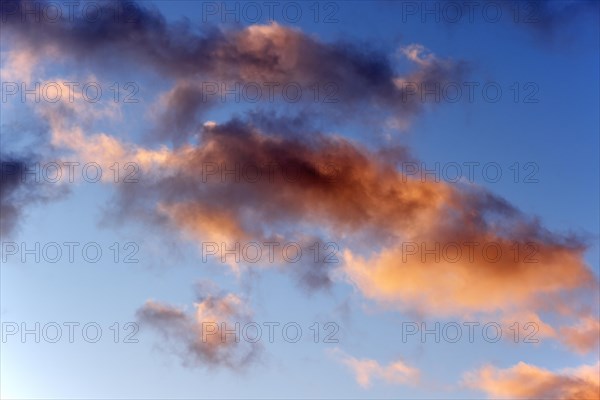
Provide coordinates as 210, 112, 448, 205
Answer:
559, 317, 600, 355
343, 238, 593, 317
464, 361, 600, 399
41, 104, 597, 328
330, 348, 420, 388
40, 106, 599, 344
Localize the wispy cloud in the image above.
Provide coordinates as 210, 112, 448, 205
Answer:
136, 282, 261, 370
329, 348, 419, 388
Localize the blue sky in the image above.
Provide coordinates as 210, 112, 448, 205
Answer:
1, 1, 599, 398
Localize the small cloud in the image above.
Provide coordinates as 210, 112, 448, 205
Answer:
329, 348, 419, 388
136, 284, 261, 370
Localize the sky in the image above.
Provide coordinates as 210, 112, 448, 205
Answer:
0, 0, 599, 399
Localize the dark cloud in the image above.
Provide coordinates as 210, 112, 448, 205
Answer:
0, 153, 67, 237
1, 0, 221, 75
0, 156, 28, 236
500, 0, 599, 37
151, 81, 217, 146
2, 0, 468, 143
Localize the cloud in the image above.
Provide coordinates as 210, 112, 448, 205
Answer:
330, 348, 419, 388
0, 47, 41, 82
0, 155, 30, 236
136, 282, 261, 369
39, 106, 598, 328
0, 153, 68, 237
3, 1, 467, 142
559, 317, 600, 355
149, 80, 217, 146
342, 233, 593, 317
463, 361, 600, 399
378, 0, 598, 43
11, 1, 595, 346
498, 0, 599, 39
